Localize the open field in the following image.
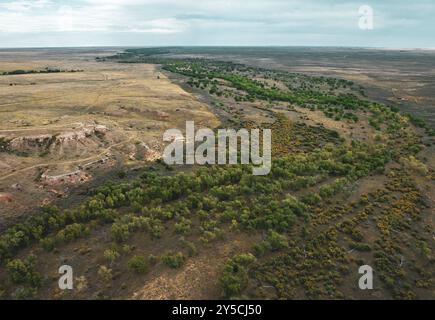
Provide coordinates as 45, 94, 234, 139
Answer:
0, 47, 433, 300
0, 48, 219, 225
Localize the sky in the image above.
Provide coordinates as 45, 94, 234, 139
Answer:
0, 0, 434, 48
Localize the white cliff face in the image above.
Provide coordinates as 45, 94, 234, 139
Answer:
5, 124, 109, 155
9, 134, 53, 152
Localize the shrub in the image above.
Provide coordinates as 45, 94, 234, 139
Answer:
181, 240, 198, 257
104, 249, 120, 264
400, 156, 429, 176
218, 253, 256, 298
174, 218, 192, 235
40, 223, 90, 251
6, 255, 42, 288
98, 265, 113, 281
161, 252, 186, 268
301, 193, 322, 206
127, 255, 149, 274
122, 244, 133, 254
266, 231, 289, 251
117, 170, 127, 179
252, 243, 267, 257
111, 223, 131, 243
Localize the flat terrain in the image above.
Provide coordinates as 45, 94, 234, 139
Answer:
0, 47, 433, 300
163, 47, 435, 126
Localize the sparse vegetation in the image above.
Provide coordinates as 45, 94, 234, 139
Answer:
0, 47, 433, 300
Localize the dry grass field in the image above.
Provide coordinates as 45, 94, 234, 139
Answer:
0, 49, 219, 225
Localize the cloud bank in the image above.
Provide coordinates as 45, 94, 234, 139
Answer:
0, 0, 433, 48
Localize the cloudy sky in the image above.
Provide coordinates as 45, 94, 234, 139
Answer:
0, 0, 434, 48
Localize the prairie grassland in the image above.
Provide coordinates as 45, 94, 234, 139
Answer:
0, 49, 219, 223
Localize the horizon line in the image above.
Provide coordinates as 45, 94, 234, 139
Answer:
0, 45, 434, 51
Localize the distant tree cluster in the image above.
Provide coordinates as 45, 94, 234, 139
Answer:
1, 67, 83, 76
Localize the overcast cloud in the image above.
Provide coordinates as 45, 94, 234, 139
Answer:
0, 0, 433, 48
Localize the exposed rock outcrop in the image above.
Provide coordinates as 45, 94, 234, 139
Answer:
4, 123, 109, 155
9, 134, 53, 153
41, 170, 90, 186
